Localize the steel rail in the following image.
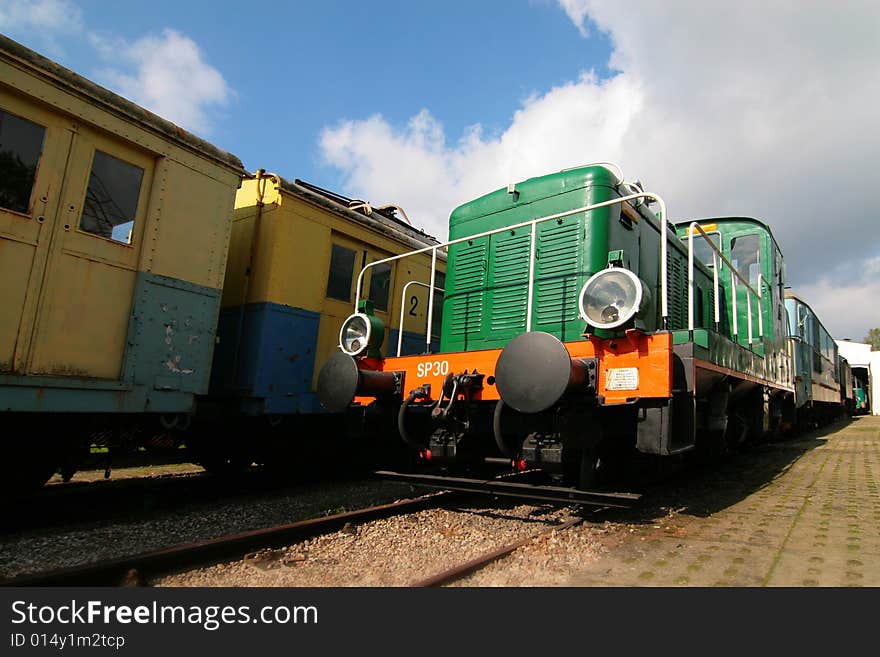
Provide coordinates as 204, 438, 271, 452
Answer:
0, 493, 454, 587
375, 471, 641, 508
410, 516, 583, 587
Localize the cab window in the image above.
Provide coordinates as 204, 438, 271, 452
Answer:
730, 234, 761, 285
693, 231, 721, 268
327, 243, 357, 301
368, 262, 392, 312
79, 150, 144, 244
0, 109, 45, 215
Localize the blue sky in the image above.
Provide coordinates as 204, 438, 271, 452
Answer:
8, 1, 613, 180
2, 0, 879, 339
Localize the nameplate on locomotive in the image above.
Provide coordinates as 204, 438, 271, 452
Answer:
605, 367, 639, 391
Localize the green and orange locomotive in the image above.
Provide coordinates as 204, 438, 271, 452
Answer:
318, 163, 797, 503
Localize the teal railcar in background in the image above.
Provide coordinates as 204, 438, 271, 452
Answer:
784, 291, 850, 424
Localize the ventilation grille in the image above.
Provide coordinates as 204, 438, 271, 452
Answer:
667, 251, 686, 329
490, 233, 529, 331
449, 242, 486, 336
536, 220, 581, 325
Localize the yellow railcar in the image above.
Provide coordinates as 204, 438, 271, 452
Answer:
206, 172, 444, 418
0, 35, 244, 485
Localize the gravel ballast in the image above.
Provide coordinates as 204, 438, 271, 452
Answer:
154, 503, 590, 587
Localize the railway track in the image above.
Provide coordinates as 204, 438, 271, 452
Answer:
0, 493, 455, 587
410, 516, 585, 587
2, 491, 617, 587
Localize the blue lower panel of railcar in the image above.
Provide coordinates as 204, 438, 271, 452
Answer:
388, 330, 440, 357
0, 272, 221, 414
0, 376, 195, 413
210, 303, 322, 415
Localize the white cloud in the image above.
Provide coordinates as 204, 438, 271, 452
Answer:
0, 0, 83, 55
94, 29, 231, 135
0, 0, 82, 31
796, 272, 880, 341
319, 1, 880, 339
321, 71, 641, 239
1, 2, 231, 135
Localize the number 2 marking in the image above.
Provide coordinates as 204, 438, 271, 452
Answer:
409, 295, 419, 316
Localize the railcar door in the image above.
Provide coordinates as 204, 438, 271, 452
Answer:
0, 92, 71, 375
2, 99, 155, 380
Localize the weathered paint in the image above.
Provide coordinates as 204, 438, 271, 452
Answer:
123, 272, 220, 394
0, 35, 243, 415
0, 271, 221, 413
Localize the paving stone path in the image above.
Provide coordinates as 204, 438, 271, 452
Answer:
570, 415, 880, 586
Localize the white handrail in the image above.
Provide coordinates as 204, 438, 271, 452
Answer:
352, 190, 670, 348
526, 221, 537, 331
686, 222, 770, 345
396, 281, 445, 357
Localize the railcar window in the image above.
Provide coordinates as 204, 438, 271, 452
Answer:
730, 234, 760, 284
327, 244, 357, 301
79, 150, 144, 244
692, 232, 721, 268
368, 262, 392, 312
0, 109, 46, 214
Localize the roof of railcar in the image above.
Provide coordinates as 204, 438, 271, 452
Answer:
674, 216, 784, 256
273, 176, 445, 258
449, 164, 623, 226
0, 34, 244, 172
784, 289, 837, 342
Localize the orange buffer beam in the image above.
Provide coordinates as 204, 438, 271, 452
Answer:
355, 331, 673, 407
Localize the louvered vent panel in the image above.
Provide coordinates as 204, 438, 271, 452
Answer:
536, 221, 581, 325
707, 287, 716, 327
450, 242, 486, 336
490, 234, 530, 331
667, 251, 686, 330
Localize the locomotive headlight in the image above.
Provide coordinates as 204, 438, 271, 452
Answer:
339, 312, 385, 357
578, 267, 650, 330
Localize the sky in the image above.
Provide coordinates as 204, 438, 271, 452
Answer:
1, 0, 878, 340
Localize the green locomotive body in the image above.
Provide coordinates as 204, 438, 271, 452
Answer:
317, 164, 817, 500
